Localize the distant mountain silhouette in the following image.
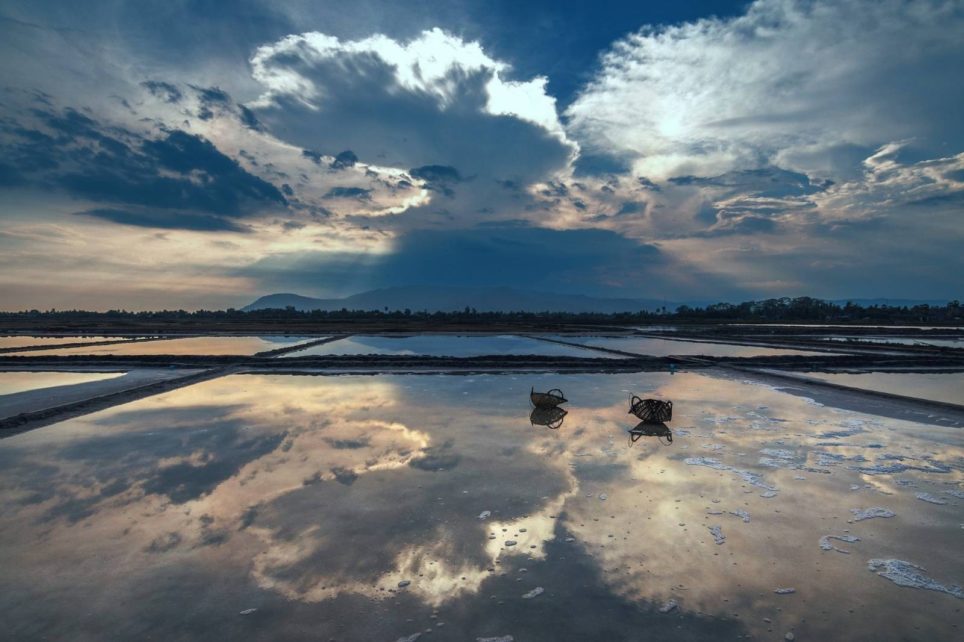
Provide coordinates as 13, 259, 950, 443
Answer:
243, 286, 681, 313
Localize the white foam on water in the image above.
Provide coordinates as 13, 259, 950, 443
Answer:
478, 511, 492, 520
684, 457, 777, 492
819, 534, 860, 553
774, 588, 796, 594
760, 448, 795, 460
658, 599, 678, 613
916, 493, 948, 505
729, 510, 751, 522
854, 454, 952, 475
477, 637, 514, 642
397, 634, 422, 642
709, 525, 726, 544
239, 608, 257, 615
850, 507, 896, 521
943, 489, 964, 499
867, 559, 964, 599
521, 587, 544, 599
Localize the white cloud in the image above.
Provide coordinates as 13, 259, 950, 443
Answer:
814, 145, 964, 220
245, 28, 577, 229
250, 27, 572, 148
566, 0, 964, 181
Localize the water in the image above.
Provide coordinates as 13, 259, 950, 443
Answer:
727, 324, 964, 330
819, 336, 964, 348
557, 336, 828, 358
0, 335, 137, 350
803, 371, 964, 406
0, 371, 125, 396
284, 334, 608, 358
1, 371, 960, 641
9, 336, 323, 357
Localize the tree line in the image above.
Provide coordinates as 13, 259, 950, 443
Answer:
1, 297, 961, 325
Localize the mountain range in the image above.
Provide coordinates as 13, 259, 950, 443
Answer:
243, 287, 950, 314
243, 286, 680, 313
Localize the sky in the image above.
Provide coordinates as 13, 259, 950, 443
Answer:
0, 0, 962, 310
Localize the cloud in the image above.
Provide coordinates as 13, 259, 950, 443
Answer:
247, 28, 575, 200
0, 106, 288, 231
1, 1, 962, 306
75, 208, 251, 233
140, 80, 182, 104
233, 224, 746, 299
323, 186, 372, 200
566, 0, 964, 181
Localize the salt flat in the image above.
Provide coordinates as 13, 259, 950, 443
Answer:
0, 370, 960, 641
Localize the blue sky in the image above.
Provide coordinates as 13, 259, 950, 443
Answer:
0, 0, 961, 309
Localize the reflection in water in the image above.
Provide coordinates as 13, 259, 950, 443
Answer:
556, 335, 828, 357
802, 370, 964, 406
0, 372, 961, 641
628, 421, 673, 445
530, 406, 568, 429
283, 334, 601, 358
8, 335, 320, 356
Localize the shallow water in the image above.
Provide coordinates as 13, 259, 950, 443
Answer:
9, 335, 323, 357
0, 371, 125, 396
803, 371, 964, 406
0, 335, 136, 350
560, 336, 827, 358
819, 336, 964, 349
284, 334, 609, 358
0, 371, 960, 641
728, 324, 964, 330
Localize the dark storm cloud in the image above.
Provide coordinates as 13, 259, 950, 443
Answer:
571, 151, 634, 176
409, 165, 462, 183
668, 167, 830, 198
331, 150, 358, 169
189, 84, 231, 120
76, 208, 251, 233
0, 107, 287, 230
250, 38, 573, 185
238, 225, 671, 297
323, 186, 371, 200
141, 80, 183, 104
237, 105, 264, 131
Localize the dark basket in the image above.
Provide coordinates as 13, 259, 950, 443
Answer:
629, 396, 673, 423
